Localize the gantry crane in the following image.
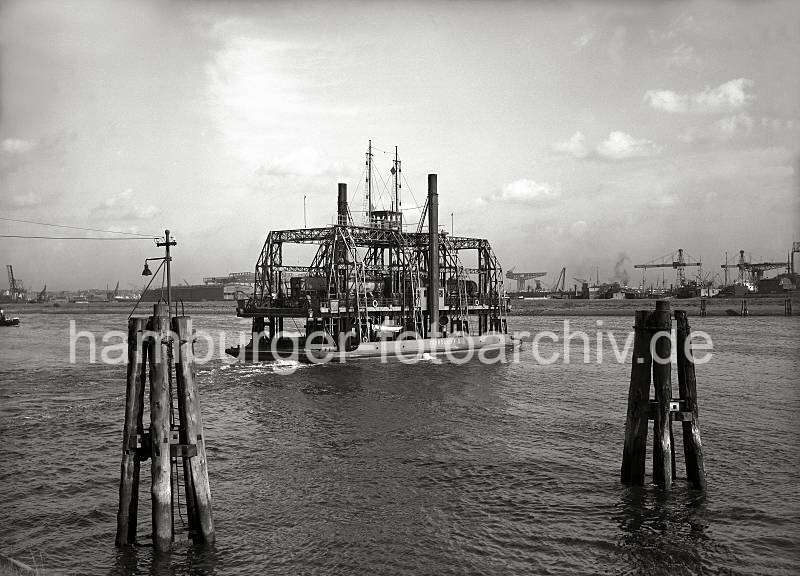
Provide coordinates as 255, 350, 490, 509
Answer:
721, 249, 790, 286
505, 269, 547, 292
720, 250, 747, 285
634, 248, 701, 287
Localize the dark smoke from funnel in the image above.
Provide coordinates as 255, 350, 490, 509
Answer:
613, 252, 630, 286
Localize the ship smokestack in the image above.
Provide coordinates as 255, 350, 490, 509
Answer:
428, 174, 440, 337
337, 183, 348, 225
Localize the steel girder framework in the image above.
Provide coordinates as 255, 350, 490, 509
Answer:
245, 225, 504, 314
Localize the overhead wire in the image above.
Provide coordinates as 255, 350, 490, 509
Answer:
0, 216, 157, 238
0, 235, 154, 240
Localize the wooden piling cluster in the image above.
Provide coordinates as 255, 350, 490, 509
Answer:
621, 300, 706, 490
115, 304, 214, 550
740, 299, 749, 317
785, 293, 793, 316
699, 298, 707, 317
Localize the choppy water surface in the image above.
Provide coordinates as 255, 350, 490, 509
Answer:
1, 307, 798, 575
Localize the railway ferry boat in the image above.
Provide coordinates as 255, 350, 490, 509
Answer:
227, 143, 517, 362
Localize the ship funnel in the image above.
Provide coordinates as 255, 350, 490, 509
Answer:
428, 174, 440, 337
337, 183, 348, 225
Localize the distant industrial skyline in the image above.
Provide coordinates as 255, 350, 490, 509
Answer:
1, 0, 798, 290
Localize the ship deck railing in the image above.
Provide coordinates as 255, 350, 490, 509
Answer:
236, 297, 503, 318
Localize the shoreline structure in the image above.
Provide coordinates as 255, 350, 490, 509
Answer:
7, 294, 797, 317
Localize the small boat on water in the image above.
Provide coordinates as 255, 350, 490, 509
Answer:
0, 311, 20, 326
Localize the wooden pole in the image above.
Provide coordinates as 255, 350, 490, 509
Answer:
175, 320, 198, 534
115, 317, 148, 546
675, 310, 707, 490
620, 310, 652, 485
650, 300, 673, 489
149, 304, 172, 550
173, 316, 215, 544
670, 423, 677, 479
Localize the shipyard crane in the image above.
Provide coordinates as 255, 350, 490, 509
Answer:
720, 249, 748, 285
721, 249, 790, 285
6, 265, 18, 302
550, 267, 567, 293
506, 268, 547, 292
35, 284, 47, 303
746, 261, 789, 282
634, 248, 701, 287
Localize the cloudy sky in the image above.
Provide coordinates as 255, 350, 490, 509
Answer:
1, 0, 798, 291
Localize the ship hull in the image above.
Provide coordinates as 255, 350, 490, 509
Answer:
226, 333, 520, 363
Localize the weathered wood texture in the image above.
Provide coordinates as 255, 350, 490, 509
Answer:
649, 300, 673, 490
620, 310, 652, 485
675, 310, 707, 490
173, 316, 216, 544
149, 304, 172, 550
115, 317, 148, 546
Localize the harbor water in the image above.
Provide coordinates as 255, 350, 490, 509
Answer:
1, 305, 798, 574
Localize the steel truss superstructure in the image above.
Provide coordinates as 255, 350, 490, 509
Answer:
238, 224, 507, 339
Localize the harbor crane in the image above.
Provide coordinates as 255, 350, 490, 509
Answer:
634, 248, 701, 287
6, 265, 20, 302
550, 267, 567, 293
720, 249, 748, 285
506, 269, 547, 292
721, 249, 790, 286
35, 284, 47, 303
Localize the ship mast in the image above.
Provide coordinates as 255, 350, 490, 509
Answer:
724, 251, 728, 286
393, 145, 402, 227
366, 139, 373, 226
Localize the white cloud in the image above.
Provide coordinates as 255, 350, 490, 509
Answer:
554, 131, 661, 160
484, 179, 561, 205
677, 126, 701, 144
553, 131, 589, 158
2, 138, 34, 154
644, 90, 688, 113
666, 43, 700, 68
596, 131, 661, 160
570, 220, 588, 238
573, 31, 595, 49
649, 13, 700, 44
717, 114, 754, 138
679, 113, 762, 143
255, 147, 344, 178
206, 36, 358, 170
760, 117, 796, 132
90, 189, 159, 221
694, 79, 754, 111
644, 78, 754, 113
